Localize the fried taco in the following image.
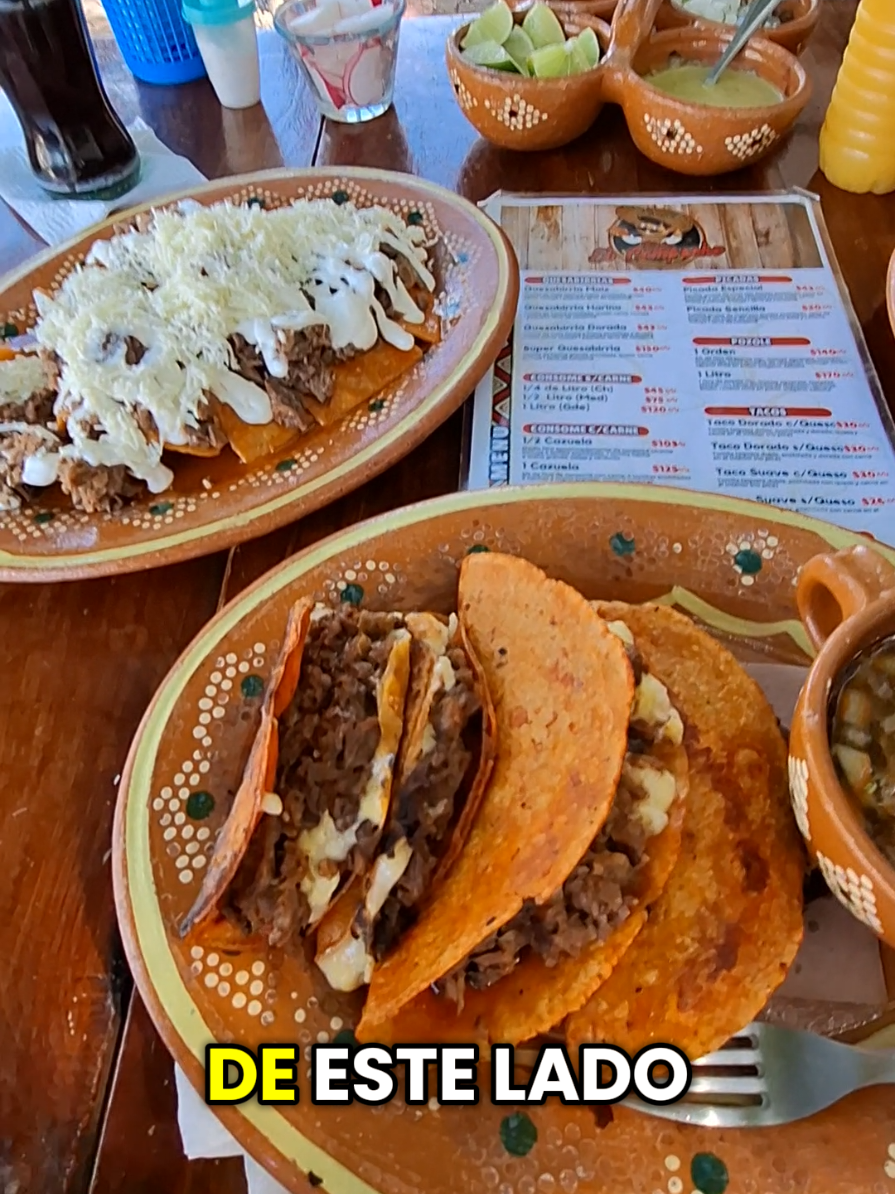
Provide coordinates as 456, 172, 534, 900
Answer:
180, 602, 414, 942
357, 597, 689, 1046
565, 601, 805, 1062
356, 552, 656, 1044
313, 612, 498, 991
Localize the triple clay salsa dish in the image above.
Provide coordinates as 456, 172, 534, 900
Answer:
0, 196, 439, 515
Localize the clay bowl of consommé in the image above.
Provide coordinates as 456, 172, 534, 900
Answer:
446, 11, 612, 151
790, 545, 895, 948
656, 0, 821, 57
602, 26, 810, 175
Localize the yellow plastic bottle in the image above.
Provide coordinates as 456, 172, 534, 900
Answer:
819, 0, 895, 195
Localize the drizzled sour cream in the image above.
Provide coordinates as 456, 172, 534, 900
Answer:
19, 197, 434, 493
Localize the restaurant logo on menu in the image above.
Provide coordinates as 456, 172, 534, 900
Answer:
589, 206, 726, 269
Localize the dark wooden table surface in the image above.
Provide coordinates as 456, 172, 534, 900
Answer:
2, 3, 893, 1191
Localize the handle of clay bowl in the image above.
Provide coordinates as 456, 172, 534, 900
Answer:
606, 0, 662, 66
601, 0, 662, 97
796, 544, 895, 651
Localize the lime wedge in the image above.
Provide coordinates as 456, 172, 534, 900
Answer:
504, 26, 535, 74
575, 24, 600, 69
528, 42, 572, 77
462, 39, 519, 71
461, 0, 514, 50
522, 2, 565, 50
566, 35, 590, 74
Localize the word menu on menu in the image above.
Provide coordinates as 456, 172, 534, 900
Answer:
465, 193, 895, 539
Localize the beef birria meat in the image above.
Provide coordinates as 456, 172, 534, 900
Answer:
313, 611, 496, 992
222, 606, 411, 948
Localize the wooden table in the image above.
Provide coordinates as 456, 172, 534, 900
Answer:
2, 4, 893, 1191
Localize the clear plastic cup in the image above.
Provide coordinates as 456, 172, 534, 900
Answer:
274, 0, 405, 123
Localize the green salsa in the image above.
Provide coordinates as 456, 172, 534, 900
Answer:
644, 63, 784, 108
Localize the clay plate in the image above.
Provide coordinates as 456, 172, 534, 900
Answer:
114, 482, 895, 1194
0, 168, 518, 582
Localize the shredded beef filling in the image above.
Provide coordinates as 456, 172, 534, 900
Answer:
228, 325, 356, 434
0, 386, 55, 426
224, 607, 404, 946
57, 458, 143, 513
372, 647, 482, 959
436, 783, 650, 1006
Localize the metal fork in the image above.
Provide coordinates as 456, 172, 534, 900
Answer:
624, 1022, 895, 1128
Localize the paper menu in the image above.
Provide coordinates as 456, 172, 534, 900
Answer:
465, 193, 895, 542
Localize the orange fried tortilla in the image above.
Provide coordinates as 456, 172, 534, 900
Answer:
178, 597, 311, 938
359, 621, 689, 1047
303, 342, 423, 428
357, 552, 635, 1038
182, 603, 414, 945
566, 601, 806, 1062
215, 402, 303, 465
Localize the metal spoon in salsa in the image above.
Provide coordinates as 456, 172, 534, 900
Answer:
830, 638, 895, 868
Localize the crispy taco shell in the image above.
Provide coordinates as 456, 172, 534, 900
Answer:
179, 597, 312, 937
357, 552, 636, 1037
565, 601, 805, 1062
179, 602, 411, 942
359, 611, 689, 1046
314, 611, 498, 992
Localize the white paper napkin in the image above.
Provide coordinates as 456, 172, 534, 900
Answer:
0, 95, 206, 247
172, 661, 888, 1189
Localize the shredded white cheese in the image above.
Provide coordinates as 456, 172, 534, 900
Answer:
0, 355, 52, 405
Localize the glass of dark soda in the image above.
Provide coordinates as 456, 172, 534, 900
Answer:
0, 0, 140, 198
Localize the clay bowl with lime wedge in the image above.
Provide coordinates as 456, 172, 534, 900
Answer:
601, 21, 810, 175
446, 4, 611, 152
656, 0, 821, 57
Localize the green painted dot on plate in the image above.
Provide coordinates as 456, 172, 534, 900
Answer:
246, 196, 266, 209
275, 458, 296, 473
340, 582, 364, 607
407, 210, 424, 226
149, 501, 173, 516
240, 674, 264, 699
333, 1028, 358, 1047
186, 790, 215, 820
610, 531, 635, 557
332, 190, 349, 205
33, 511, 54, 525
368, 398, 385, 412
1, 322, 18, 339
500, 1112, 537, 1157
467, 544, 490, 554
691, 1152, 729, 1194
733, 548, 762, 576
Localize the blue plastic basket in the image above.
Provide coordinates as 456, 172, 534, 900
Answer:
101, 0, 208, 85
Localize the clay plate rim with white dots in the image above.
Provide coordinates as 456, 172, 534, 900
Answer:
113, 482, 895, 1194
0, 166, 519, 583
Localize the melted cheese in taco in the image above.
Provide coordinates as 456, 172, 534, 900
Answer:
434, 620, 683, 1009
223, 606, 411, 945
315, 611, 494, 992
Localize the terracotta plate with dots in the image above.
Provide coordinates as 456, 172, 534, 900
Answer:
0, 167, 518, 582
113, 483, 895, 1194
